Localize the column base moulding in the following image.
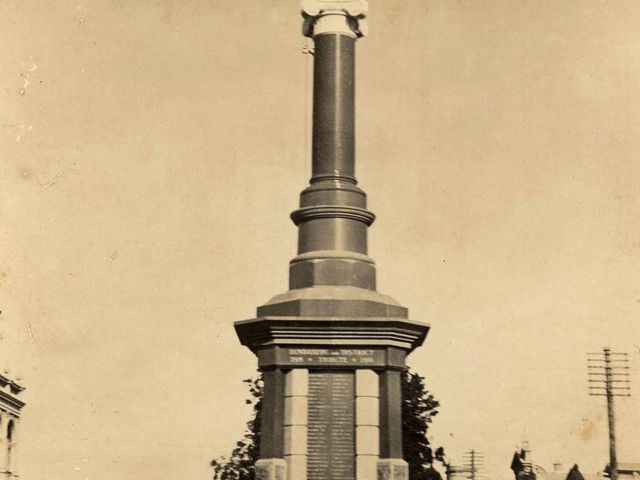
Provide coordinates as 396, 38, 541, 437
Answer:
255, 459, 287, 480
377, 459, 408, 480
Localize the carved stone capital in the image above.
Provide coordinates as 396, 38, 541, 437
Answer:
301, 0, 368, 38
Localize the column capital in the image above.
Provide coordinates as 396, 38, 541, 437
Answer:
301, 0, 368, 38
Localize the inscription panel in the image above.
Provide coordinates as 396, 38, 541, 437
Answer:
307, 372, 355, 480
286, 348, 384, 367
257, 346, 408, 370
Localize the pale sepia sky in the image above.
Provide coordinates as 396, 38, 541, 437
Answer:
1, 1, 639, 479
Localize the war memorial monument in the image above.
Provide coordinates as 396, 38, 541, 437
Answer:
234, 2, 430, 480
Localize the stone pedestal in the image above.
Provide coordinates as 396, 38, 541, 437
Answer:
250, 361, 417, 480
238, 345, 428, 480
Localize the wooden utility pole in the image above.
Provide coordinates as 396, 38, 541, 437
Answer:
587, 348, 631, 480
462, 450, 484, 480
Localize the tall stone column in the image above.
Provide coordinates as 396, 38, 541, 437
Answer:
235, 3, 430, 480
291, 0, 374, 289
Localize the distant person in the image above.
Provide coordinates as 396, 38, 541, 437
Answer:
511, 450, 536, 480
566, 464, 585, 480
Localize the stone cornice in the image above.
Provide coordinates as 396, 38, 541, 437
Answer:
0, 390, 26, 413
290, 250, 375, 265
291, 205, 375, 226
235, 316, 429, 353
0, 373, 24, 394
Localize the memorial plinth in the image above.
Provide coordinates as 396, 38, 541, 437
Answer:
234, 2, 429, 480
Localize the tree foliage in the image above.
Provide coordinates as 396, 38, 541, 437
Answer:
401, 369, 443, 480
210, 376, 263, 480
211, 369, 442, 480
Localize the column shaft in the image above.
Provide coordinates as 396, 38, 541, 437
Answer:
312, 33, 356, 182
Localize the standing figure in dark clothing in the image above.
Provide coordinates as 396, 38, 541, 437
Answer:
511, 447, 536, 480
566, 465, 585, 480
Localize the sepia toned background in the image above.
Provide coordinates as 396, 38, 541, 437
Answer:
1, 0, 639, 479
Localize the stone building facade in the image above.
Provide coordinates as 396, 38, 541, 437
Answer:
0, 372, 25, 479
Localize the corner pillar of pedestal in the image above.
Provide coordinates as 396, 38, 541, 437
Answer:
355, 369, 379, 480
378, 370, 408, 480
284, 369, 309, 480
256, 369, 287, 480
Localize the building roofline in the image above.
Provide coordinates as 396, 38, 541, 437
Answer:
0, 372, 25, 394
